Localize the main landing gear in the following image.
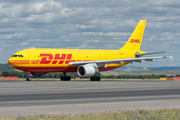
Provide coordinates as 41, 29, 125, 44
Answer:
60, 72, 71, 81
90, 75, 101, 81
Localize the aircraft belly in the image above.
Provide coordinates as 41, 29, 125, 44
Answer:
14, 66, 78, 72
14, 65, 122, 73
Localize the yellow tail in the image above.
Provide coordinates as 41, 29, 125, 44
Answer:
120, 20, 146, 51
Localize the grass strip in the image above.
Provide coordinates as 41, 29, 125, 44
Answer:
0, 108, 180, 120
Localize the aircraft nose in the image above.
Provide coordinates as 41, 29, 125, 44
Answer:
8, 58, 13, 65
8, 57, 16, 65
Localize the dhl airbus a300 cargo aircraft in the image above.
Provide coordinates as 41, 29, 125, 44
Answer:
8, 20, 171, 81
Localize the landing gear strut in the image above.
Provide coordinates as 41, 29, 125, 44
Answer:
26, 72, 32, 81
90, 74, 101, 81
60, 72, 71, 81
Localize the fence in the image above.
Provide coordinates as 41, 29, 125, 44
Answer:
0, 77, 17, 80
160, 77, 180, 80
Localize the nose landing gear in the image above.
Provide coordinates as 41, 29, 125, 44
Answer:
26, 72, 32, 81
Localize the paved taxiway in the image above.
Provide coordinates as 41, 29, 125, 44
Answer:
0, 80, 180, 116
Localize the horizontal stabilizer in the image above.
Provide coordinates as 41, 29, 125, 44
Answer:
135, 51, 168, 57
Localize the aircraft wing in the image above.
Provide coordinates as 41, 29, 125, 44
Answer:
69, 56, 172, 67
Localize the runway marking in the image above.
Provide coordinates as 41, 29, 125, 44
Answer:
0, 98, 180, 109
0, 90, 180, 99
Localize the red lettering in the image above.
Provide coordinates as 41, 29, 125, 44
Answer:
52, 60, 64, 64
55, 54, 66, 59
131, 39, 134, 43
58, 60, 64, 64
52, 54, 66, 64
40, 54, 53, 64
52, 60, 58, 64
67, 54, 72, 59
135, 39, 140, 43
39, 53, 75, 64
65, 54, 75, 64
65, 60, 75, 64
129, 39, 140, 43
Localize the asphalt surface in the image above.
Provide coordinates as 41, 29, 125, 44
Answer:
0, 80, 180, 116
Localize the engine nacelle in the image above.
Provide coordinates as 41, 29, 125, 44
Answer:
77, 64, 98, 77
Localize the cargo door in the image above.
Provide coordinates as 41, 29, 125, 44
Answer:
30, 52, 38, 64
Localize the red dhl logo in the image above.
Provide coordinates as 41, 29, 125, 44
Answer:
40, 54, 75, 64
128, 39, 141, 43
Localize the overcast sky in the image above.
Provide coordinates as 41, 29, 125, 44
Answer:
0, 0, 179, 67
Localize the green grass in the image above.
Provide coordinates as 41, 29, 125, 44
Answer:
102, 71, 180, 76
1, 108, 180, 120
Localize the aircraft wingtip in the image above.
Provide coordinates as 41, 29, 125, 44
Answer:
163, 56, 172, 59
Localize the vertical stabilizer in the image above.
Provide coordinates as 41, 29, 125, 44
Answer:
120, 20, 146, 51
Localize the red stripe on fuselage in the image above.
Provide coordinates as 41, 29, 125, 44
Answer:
14, 66, 121, 72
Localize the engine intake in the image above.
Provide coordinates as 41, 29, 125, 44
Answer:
77, 64, 98, 77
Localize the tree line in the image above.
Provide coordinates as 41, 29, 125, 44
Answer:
0, 63, 14, 73
1, 71, 180, 79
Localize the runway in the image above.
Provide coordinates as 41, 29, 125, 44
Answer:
0, 80, 180, 116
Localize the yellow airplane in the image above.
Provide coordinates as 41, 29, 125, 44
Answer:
8, 20, 171, 81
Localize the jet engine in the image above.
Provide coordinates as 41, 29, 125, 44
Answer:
77, 64, 98, 77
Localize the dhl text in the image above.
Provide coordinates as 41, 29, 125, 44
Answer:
39, 54, 75, 64
129, 39, 141, 43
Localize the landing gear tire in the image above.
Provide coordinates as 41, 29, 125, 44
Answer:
26, 72, 32, 81
26, 76, 32, 81
60, 76, 71, 81
60, 72, 71, 81
90, 76, 101, 81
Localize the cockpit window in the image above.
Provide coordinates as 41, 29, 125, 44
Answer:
12, 55, 18, 57
12, 55, 24, 57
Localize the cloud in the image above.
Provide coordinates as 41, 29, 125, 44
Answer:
20, 41, 30, 46
0, 0, 179, 67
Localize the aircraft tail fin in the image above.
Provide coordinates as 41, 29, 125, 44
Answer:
120, 20, 146, 51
